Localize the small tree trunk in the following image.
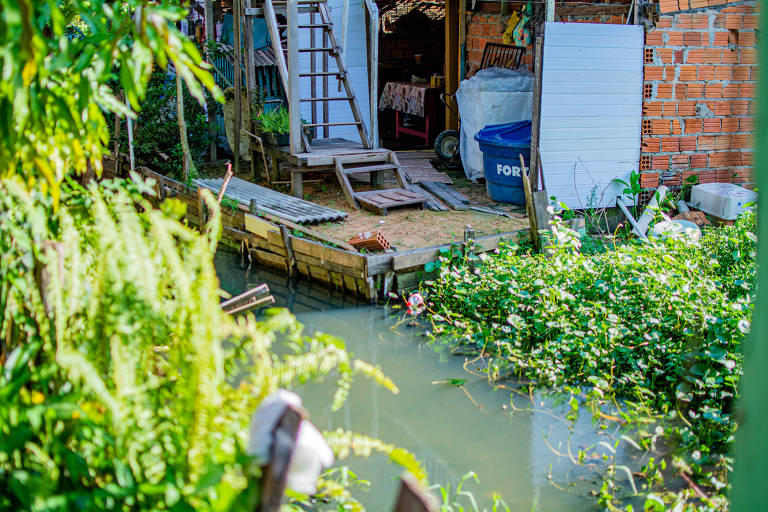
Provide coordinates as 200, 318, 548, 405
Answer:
177, 73, 195, 182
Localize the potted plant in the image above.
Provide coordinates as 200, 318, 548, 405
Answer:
256, 107, 290, 146
255, 106, 316, 147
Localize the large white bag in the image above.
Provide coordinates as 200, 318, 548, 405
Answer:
455, 68, 534, 180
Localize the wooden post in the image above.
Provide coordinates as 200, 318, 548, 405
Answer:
310, 11, 318, 129
521, 154, 539, 251
364, 0, 379, 148
126, 96, 135, 173
458, 0, 467, 82
529, 36, 544, 190
256, 406, 302, 512
546, 0, 555, 22
233, 0, 243, 174
444, 0, 459, 131
287, 0, 301, 154
280, 225, 297, 277
322, 29, 330, 138
392, 475, 436, 512
244, 0, 257, 180
204, 0, 218, 162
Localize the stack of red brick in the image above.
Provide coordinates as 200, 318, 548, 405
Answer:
640, 1, 758, 189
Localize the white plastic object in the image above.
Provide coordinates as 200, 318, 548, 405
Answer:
635, 186, 668, 236
651, 220, 702, 242
247, 390, 334, 495
455, 67, 534, 180
689, 183, 757, 220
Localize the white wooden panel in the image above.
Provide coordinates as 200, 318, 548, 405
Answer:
297, 0, 372, 142
539, 22, 643, 209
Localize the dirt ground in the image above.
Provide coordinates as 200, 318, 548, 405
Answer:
296, 174, 529, 251
202, 159, 530, 251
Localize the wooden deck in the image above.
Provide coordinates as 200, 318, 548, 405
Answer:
270, 138, 390, 168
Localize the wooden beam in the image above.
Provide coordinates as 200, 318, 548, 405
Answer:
233, 0, 243, 174
244, 0, 257, 179
444, 0, 459, 131
287, 0, 301, 154
546, 0, 555, 21
256, 407, 302, 512
204, 0, 217, 161
529, 36, 543, 190
458, 0, 467, 81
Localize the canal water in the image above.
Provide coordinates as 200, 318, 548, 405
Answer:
216, 251, 633, 511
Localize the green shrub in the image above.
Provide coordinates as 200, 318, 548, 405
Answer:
0, 177, 418, 511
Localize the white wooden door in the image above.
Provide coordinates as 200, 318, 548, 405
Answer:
539, 22, 644, 208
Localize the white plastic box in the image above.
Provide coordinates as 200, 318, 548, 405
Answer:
689, 183, 757, 220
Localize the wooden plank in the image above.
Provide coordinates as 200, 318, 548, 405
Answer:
252, 248, 289, 271
233, 0, 242, 174
366, 253, 393, 276
391, 229, 530, 271
444, 0, 459, 131
335, 158, 360, 209
245, 213, 279, 239
290, 237, 367, 272
287, 0, 301, 154
404, 183, 448, 211
419, 181, 469, 210
293, 252, 366, 279
530, 37, 544, 190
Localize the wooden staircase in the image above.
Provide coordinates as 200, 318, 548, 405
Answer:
335, 153, 427, 215
263, 0, 371, 152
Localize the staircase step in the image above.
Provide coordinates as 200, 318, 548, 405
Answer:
273, 0, 326, 4
300, 96, 353, 102
298, 47, 336, 52
341, 164, 398, 174
300, 71, 343, 77
304, 121, 362, 127
353, 189, 427, 215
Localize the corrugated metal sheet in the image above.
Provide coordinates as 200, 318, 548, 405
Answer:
539, 22, 644, 208
195, 177, 348, 224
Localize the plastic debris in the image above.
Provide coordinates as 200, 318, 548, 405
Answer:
406, 292, 426, 316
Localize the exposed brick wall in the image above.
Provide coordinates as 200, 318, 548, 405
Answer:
640, 1, 757, 189
465, 8, 625, 76
465, 11, 532, 75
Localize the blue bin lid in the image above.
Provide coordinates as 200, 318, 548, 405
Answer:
474, 120, 532, 148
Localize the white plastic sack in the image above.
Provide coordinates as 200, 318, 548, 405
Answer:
455, 67, 534, 179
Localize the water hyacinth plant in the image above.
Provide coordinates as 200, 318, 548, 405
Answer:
422, 212, 757, 510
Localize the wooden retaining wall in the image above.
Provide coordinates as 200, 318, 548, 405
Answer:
137, 166, 531, 301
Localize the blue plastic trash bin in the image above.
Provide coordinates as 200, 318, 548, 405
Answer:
474, 120, 532, 204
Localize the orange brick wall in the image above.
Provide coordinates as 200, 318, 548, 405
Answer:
640, 1, 757, 188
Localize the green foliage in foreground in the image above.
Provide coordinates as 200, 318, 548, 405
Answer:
0, 0, 221, 204
0, 177, 419, 511
423, 213, 757, 510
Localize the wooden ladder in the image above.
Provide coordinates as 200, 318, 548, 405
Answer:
263, 0, 372, 152
334, 153, 427, 215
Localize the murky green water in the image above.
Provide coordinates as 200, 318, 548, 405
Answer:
216, 251, 631, 511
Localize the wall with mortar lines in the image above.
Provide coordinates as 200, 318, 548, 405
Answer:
639, 0, 758, 189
